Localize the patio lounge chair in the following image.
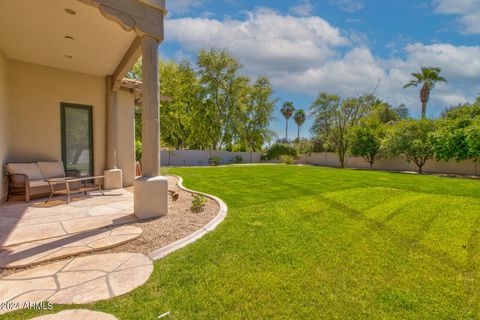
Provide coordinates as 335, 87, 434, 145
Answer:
5, 162, 80, 202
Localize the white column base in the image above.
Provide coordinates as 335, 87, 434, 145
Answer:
104, 169, 123, 190
134, 176, 168, 219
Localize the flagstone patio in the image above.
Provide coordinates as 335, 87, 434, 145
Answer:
0, 252, 153, 315
0, 189, 138, 247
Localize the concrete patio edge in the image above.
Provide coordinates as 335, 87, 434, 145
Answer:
148, 175, 228, 261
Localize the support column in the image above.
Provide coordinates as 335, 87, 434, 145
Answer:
134, 35, 168, 219
140, 36, 160, 176
104, 76, 123, 189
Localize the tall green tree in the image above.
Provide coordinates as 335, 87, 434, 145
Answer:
238, 77, 277, 152
280, 101, 295, 142
196, 48, 243, 150
311, 93, 375, 167
294, 109, 306, 140
403, 67, 447, 119
157, 60, 200, 149
384, 119, 436, 173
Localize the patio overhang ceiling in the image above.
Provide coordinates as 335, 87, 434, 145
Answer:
0, 0, 165, 89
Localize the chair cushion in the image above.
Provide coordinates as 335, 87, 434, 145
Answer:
6, 163, 44, 183
29, 180, 50, 188
37, 161, 66, 179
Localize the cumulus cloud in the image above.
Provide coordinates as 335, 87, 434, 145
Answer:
329, 0, 364, 13
289, 0, 315, 17
166, 8, 349, 73
434, 0, 480, 34
165, 9, 480, 117
167, 0, 203, 15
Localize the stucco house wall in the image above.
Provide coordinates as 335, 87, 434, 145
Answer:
0, 50, 8, 200
7, 60, 107, 176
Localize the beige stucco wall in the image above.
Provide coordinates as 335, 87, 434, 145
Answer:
7, 60, 106, 176
0, 50, 8, 200
116, 90, 135, 186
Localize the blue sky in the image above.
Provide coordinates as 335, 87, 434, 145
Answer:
160, 0, 480, 139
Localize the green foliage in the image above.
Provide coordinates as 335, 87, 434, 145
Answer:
135, 140, 142, 162
294, 138, 314, 155
208, 156, 222, 166
191, 193, 207, 213
431, 118, 474, 162
264, 143, 298, 160
384, 119, 436, 173
293, 109, 306, 140
403, 67, 447, 119
311, 93, 375, 167
230, 155, 244, 164
133, 49, 275, 152
349, 119, 386, 167
279, 155, 296, 164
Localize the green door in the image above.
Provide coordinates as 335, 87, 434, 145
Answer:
60, 103, 94, 176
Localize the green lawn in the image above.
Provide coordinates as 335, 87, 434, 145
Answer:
5, 165, 480, 319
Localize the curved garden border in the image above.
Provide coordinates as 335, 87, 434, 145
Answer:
148, 175, 228, 260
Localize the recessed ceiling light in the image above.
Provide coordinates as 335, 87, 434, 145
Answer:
65, 35, 75, 40
64, 8, 76, 15
64, 55, 73, 59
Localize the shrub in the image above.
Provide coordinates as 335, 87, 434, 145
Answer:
264, 143, 297, 160
231, 155, 244, 164
191, 194, 207, 213
208, 156, 222, 166
135, 140, 142, 162
280, 155, 296, 164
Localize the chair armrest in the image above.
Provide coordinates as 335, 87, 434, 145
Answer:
66, 169, 81, 177
6, 173, 30, 187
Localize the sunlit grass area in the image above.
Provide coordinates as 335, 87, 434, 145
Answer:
6, 165, 480, 319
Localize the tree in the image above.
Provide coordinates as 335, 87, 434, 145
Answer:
311, 93, 375, 167
196, 48, 243, 150
349, 119, 385, 168
158, 60, 199, 150
280, 101, 295, 141
403, 67, 447, 119
384, 119, 436, 173
294, 109, 306, 140
237, 77, 277, 153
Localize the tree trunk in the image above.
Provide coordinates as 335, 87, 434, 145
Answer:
285, 119, 288, 142
418, 164, 423, 174
297, 125, 300, 140
421, 101, 427, 119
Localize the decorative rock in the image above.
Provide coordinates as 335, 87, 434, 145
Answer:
30, 309, 118, 320
0, 226, 142, 268
0, 253, 153, 314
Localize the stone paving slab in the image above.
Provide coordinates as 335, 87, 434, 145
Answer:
0, 253, 153, 315
0, 226, 143, 268
30, 309, 118, 320
0, 190, 137, 247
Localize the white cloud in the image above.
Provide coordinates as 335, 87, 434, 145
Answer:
167, 0, 203, 15
434, 0, 480, 34
165, 9, 480, 117
166, 8, 349, 73
329, 0, 363, 13
289, 0, 314, 17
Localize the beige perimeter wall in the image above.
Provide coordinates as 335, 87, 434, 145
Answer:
297, 152, 479, 175
7, 60, 107, 176
0, 50, 8, 200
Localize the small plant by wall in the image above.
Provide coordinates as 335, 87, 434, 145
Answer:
208, 156, 222, 166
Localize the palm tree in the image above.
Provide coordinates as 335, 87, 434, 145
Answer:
294, 109, 306, 140
403, 67, 447, 119
280, 101, 295, 142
